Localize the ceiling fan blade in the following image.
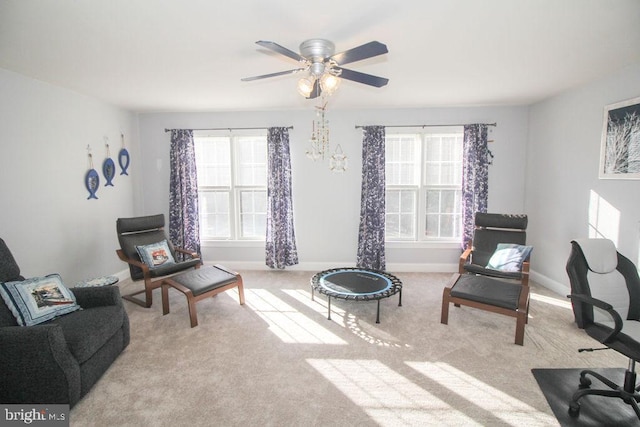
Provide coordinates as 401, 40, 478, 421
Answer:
241, 68, 306, 82
336, 68, 389, 88
330, 41, 388, 66
306, 79, 322, 99
255, 40, 306, 63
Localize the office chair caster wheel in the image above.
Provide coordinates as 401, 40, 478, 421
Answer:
568, 402, 581, 417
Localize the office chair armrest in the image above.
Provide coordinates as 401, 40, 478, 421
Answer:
459, 247, 472, 274
568, 293, 624, 343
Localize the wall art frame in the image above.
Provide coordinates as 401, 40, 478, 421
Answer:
599, 95, 640, 179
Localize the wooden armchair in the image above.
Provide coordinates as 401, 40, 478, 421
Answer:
441, 213, 532, 345
116, 214, 201, 307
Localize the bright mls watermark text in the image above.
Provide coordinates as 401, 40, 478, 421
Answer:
0, 405, 69, 427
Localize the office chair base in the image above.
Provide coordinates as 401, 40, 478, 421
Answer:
568, 368, 640, 419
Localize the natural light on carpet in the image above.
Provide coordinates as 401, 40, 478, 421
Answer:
406, 361, 556, 425
282, 289, 405, 348
306, 359, 481, 426
241, 288, 347, 345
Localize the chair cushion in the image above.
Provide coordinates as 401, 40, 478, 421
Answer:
168, 266, 238, 296
136, 239, 176, 269
471, 229, 527, 266
0, 274, 81, 326
149, 258, 201, 278
475, 213, 528, 229
450, 274, 523, 310
486, 243, 532, 272
463, 263, 523, 280
50, 305, 126, 364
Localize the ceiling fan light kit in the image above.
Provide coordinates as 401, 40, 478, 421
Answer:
242, 38, 389, 171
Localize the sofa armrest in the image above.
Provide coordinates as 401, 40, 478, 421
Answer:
71, 286, 123, 309
0, 324, 81, 405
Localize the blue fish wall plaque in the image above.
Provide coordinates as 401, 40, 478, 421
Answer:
103, 157, 115, 186
85, 168, 99, 199
118, 147, 130, 175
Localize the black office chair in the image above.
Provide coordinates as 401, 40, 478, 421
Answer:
566, 238, 640, 419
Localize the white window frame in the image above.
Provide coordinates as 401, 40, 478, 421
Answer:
193, 130, 267, 243
385, 126, 463, 246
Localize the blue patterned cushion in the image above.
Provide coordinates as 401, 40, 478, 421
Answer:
136, 240, 175, 269
486, 243, 533, 272
0, 274, 81, 326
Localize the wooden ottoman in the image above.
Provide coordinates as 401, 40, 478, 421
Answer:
161, 264, 244, 327
441, 273, 529, 345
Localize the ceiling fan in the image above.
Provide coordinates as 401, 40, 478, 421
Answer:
241, 39, 389, 99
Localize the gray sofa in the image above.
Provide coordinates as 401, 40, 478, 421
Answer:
0, 238, 130, 407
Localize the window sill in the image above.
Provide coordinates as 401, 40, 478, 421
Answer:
201, 240, 265, 248
386, 241, 461, 249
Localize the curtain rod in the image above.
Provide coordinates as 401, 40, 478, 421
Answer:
354, 122, 497, 129
164, 126, 293, 133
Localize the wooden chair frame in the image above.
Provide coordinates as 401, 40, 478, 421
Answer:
441, 273, 530, 345
116, 247, 200, 308
161, 265, 245, 328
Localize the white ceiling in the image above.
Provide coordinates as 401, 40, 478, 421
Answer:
1, 0, 639, 113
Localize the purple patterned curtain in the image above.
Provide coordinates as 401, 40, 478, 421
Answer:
265, 127, 299, 269
461, 124, 492, 249
356, 126, 386, 271
169, 129, 200, 257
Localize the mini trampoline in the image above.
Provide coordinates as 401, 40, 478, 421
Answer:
310, 267, 402, 323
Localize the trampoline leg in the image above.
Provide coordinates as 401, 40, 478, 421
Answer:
398, 289, 402, 307
327, 296, 332, 320
376, 300, 381, 324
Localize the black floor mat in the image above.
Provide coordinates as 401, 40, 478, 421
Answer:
532, 368, 640, 426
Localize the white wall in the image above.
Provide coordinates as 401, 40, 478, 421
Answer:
0, 69, 140, 284
527, 63, 640, 294
137, 105, 528, 271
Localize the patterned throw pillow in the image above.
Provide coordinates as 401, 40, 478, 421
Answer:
486, 243, 533, 272
135, 240, 176, 269
0, 274, 81, 326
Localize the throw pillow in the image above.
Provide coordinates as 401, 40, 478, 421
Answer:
0, 274, 81, 326
136, 240, 175, 269
486, 243, 533, 272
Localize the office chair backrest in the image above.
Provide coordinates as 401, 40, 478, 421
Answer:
567, 239, 640, 327
117, 214, 177, 281
471, 213, 528, 267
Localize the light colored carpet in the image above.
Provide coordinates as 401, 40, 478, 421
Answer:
70, 271, 626, 426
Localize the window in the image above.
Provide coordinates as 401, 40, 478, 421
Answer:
385, 127, 463, 242
194, 131, 267, 240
